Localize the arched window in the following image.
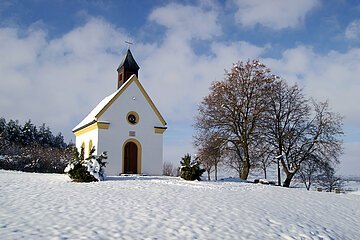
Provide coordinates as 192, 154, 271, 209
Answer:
88, 140, 93, 156
81, 142, 85, 160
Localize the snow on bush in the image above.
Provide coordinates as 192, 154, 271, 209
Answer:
64, 163, 74, 173
85, 151, 107, 181
65, 146, 107, 182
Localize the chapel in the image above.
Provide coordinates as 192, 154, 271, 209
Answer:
72, 49, 167, 175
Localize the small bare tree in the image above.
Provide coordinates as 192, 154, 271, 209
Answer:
163, 162, 176, 176
252, 141, 273, 179
194, 132, 224, 181
316, 162, 343, 192
297, 157, 324, 190
298, 158, 343, 191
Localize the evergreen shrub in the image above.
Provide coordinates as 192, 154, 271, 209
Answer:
179, 154, 205, 181
65, 146, 107, 182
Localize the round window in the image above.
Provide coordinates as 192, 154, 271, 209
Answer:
128, 114, 136, 124
127, 112, 139, 125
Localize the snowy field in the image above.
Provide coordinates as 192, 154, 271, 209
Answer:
1, 170, 359, 240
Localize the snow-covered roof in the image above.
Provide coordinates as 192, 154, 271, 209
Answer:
72, 91, 118, 132
72, 74, 166, 133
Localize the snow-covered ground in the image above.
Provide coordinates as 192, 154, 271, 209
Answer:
1, 170, 359, 239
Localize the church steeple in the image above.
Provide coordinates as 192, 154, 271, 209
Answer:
117, 49, 140, 89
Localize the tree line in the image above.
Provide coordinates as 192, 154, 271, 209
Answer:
194, 60, 343, 189
0, 117, 74, 173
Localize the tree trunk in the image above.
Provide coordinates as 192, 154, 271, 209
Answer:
264, 168, 267, 179
306, 175, 311, 190
214, 164, 218, 181
207, 169, 211, 181
240, 161, 250, 180
280, 157, 299, 187
283, 173, 295, 187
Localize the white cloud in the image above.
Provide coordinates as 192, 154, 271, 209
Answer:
149, 3, 221, 40
345, 19, 360, 40
134, 4, 265, 127
138, 41, 266, 125
233, 0, 320, 30
266, 46, 360, 125
0, 17, 131, 140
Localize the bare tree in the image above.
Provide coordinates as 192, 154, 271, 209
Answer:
197, 149, 213, 181
297, 158, 343, 191
194, 132, 224, 181
297, 157, 323, 190
316, 162, 343, 192
163, 162, 176, 176
194, 60, 276, 180
251, 141, 273, 179
265, 80, 343, 187
195, 61, 343, 185
265, 80, 310, 186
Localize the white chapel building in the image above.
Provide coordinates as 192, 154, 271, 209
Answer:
72, 49, 167, 176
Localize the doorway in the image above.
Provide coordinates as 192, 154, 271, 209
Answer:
124, 141, 138, 174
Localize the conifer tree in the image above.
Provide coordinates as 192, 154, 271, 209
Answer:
66, 146, 107, 182
179, 154, 205, 181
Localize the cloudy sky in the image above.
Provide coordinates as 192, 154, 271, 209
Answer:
1, 0, 359, 175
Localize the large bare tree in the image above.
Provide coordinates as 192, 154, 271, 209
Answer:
265, 80, 343, 187
194, 60, 276, 180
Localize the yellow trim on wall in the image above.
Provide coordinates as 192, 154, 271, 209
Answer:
122, 138, 142, 174
97, 122, 110, 129
154, 127, 167, 134
74, 122, 110, 137
95, 75, 166, 126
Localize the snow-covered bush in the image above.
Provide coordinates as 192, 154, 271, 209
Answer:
179, 154, 205, 181
66, 146, 107, 182
85, 151, 107, 181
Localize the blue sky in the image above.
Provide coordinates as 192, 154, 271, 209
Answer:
1, 0, 359, 175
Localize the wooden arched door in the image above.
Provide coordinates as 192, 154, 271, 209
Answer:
124, 142, 138, 174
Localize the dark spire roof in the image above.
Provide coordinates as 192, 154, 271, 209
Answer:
117, 49, 140, 71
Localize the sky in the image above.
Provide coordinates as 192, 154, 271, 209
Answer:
0, 0, 359, 176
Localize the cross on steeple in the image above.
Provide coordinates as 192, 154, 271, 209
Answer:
125, 41, 133, 49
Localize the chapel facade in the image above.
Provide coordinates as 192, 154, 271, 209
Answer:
72, 49, 167, 175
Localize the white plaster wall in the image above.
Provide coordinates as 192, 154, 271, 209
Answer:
75, 129, 99, 158
97, 80, 164, 176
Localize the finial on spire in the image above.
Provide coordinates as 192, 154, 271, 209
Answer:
125, 40, 133, 49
